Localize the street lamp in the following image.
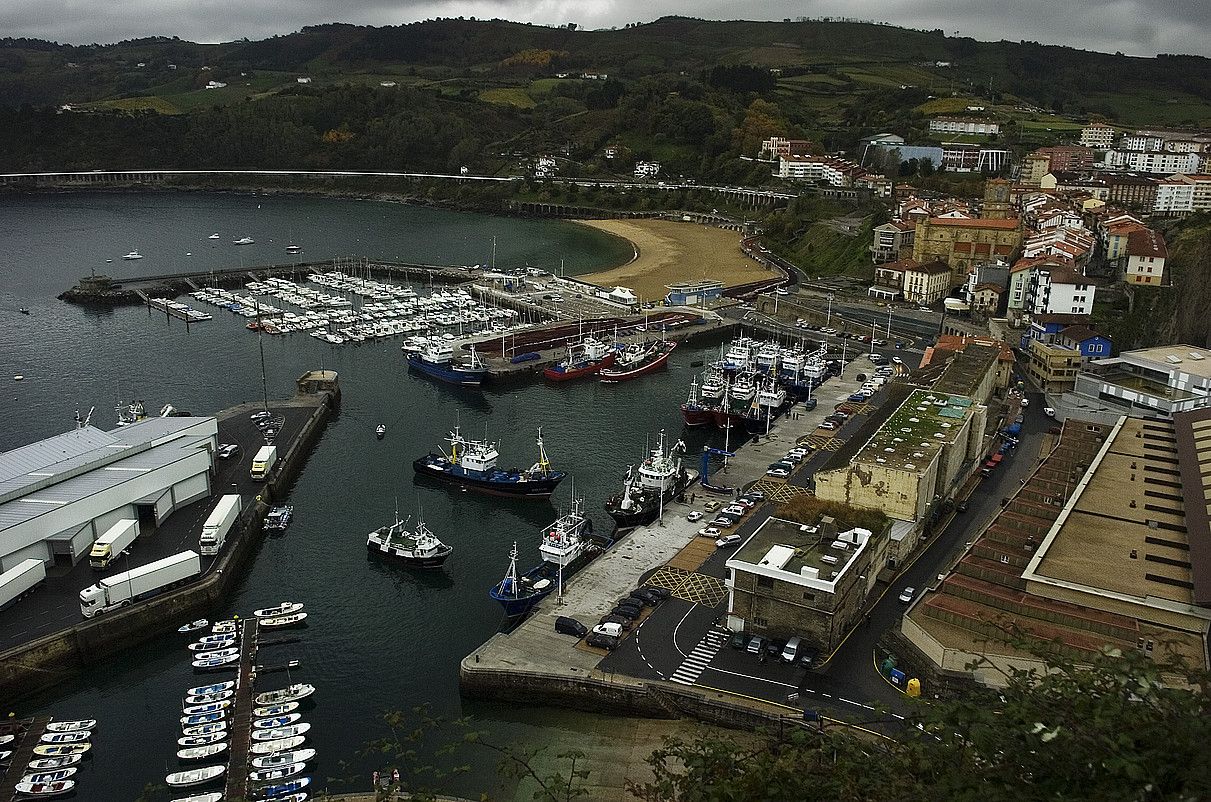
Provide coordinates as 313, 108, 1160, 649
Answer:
826, 293, 834, 327
886, 303, 894, 340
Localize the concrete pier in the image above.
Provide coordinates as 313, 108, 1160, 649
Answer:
224, 618, 260, 801
0, 716, 50, 799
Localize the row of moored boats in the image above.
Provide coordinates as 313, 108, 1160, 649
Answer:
0, 717, 97, 798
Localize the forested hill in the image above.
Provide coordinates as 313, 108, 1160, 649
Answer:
1, 17, 1209, 176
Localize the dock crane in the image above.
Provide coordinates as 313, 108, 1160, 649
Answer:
700, 445, 736, 494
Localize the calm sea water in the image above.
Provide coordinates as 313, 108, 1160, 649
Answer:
0, 191, 722, 801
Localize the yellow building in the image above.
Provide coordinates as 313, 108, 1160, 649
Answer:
1026, 338, 1084, 394
912, 217, 1022, 287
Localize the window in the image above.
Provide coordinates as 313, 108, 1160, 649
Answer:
757, 575, 774, 588
802, 591, 816, 601
753, 616, 768, 627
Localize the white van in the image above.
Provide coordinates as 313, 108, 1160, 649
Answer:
781, 635, 802, 663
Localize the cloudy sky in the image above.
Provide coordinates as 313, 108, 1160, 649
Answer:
3, 0, 1206, 58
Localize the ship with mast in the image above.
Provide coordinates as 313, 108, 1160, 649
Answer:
604, 431, 698, 529
543, 334, 618, 382
405, 339, 487, 387
413, 426, 565, 499
599, 338, 676, 383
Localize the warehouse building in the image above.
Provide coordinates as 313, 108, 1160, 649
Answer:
0, 417, 218, 571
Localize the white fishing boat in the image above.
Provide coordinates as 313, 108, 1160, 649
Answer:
251, 722, 310, 742
39, 731, 89, 744
253, 602, 303, 619
184, 689, 233, 706
178, 619, 209, 633
165, 764, 226, 787
181, 722, 227, 738
44, 720, 95, 733
186, 680, 235, 696
19, 768, 76, 784
31, 744, 90, 757
248, 762, 305, 783
252, 713, 301, 730
183, 700, 230, 716
26, 755, 82, 770
178, 732, 226, 748
252, 701, 298, 717
13, 780, 75, 797
233, 236, 255, 245
248, 735, 305, 755
177, 741, 228, 761
259, 612, 307, 629
211, 620, 237, 634
122, 251, 144, 260
250, 747, 315, 770
253, 684, 315, 706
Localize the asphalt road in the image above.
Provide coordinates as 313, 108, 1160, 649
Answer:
601, 388, 1051, 732
0, 405, 311, 650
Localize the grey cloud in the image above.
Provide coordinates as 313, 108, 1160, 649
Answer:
0, 0, 1206, 57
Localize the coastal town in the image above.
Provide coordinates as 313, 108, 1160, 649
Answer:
1, 12, 1210, 802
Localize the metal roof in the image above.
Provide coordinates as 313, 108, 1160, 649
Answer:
0, 427, 118, 485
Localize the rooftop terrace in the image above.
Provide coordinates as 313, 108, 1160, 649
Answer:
851, 389, 976, 473
730, 517, 871, 590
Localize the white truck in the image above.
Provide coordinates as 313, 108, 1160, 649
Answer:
89, 518, 140, 571
79, 550, 201, 618
200, 495, 241, 556
0, 559, 46, 610
251, 445, 278, 481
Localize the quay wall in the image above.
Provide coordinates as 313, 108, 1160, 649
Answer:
0, 386, 336, 702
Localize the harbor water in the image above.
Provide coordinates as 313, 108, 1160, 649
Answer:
0, 191, 727, 800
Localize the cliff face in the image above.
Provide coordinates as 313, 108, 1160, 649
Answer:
1103, 215, 1211, 351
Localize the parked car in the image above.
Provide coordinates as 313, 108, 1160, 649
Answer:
745, 489, 766, 500
847, 393, 870, 403
891, 356, 904, 365
957, 500, 969, 513
1020, 397, 1030, 407
592, 622, 624, 638
250, 411, 271, 422
599, 614, 633, 631
734, 497, 756, 509
766, 467, 790, 478
698, 526, 722, 538
217, 443, 240, 459
782, 452, 803, 464
746, 635, 767, 655
629, 589, 662, 606
703, 500, 721, 512
610, 606, 640, 621
716, 534, 742, 548
686, 511, 703, 523
1044, 406, 1057, 418
898, 586, 916, 604
729, 631, 749, 650
642, 586, 671, 601
554, 617, 588, 638
586, 632, 620, 651
766, 638, 787, 658
817, 421, 837, 431
722, 504, 747, 516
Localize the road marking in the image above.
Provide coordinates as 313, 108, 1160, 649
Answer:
670, 630, 727, 686
671, 605, 697, 659
699, 664, 799, 689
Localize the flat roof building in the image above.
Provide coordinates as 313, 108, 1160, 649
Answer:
0, 417, 217, 571
900, 415, 1211, 686
1062, 344, 1211, 423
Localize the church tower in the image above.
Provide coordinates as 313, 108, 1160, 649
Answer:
982, 177, 1012, 220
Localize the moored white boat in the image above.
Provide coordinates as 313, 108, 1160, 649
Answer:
186, 680, 235, 696
251, 722, 310, 741
250, 747, 316, 769
188, 637, 235, 651
253, 602, 304, 618
259, 611, 307, 628
171, 793, 224, 802
178, 619, 209, 633
252, 713, 301, 730
13, 780, 75, 797
181, 722, 228, 737
184, 689, 233, 706
248, 735, 305, 755
180, 711, 226, 727
19, 768, 76, 784
26, 755, 82, 770
31, 743, 89, 757
252, 701, 298, 717
165, 764, 226, 787
177, 741, 229, 761
248, 761, 305, 783
254, 684, 315, 706
178, 732, 226, 748
182, 700, 230, 716
39, 731, 89, 744
44, 720, 95, 733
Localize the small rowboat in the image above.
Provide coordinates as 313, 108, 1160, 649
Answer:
185, 690, 233, 706
180, 712, 225, 727
192, 655, 239, 672
259, 612, 308, 629
248, 735, 304, 755
186, 680, 234, 697
181, 722, 227, 737
170, 793, 224, 802
165, 764, 226, 787
253, 602, 303, 619
0, 733, 14, 745
254, 684, 315, 706
27, 755, 82, 770
248, 761, 305, 783
178, 619, 209, 634
252, 701, 298, 717
211, 620, 238, 634
250, 747, 315, 770
178, 732, 226, 748
177, 741, 229, 761
251, 723, 310, 742
39, 731, 89, 744
45, 720, 95, 733
31, 744, 90, 757
193, 647, 239, 661
0, 749, 10, 762
252, 713, 301, 730
13, 780, 75, 797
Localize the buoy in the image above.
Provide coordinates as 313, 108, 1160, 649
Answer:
13, 375, 23, 381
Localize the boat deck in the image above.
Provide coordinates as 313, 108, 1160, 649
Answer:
224, 618, 260, 800
0, 716, 51, 799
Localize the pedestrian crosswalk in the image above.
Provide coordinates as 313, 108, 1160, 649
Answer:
670, 630, 727, 686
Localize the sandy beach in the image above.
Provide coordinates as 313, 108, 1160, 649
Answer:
578, 219, 773, 301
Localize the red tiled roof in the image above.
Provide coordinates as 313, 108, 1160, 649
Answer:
1126, 228, 1168, 259
927, 217, 1020, 230
878, 257, 919, 273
